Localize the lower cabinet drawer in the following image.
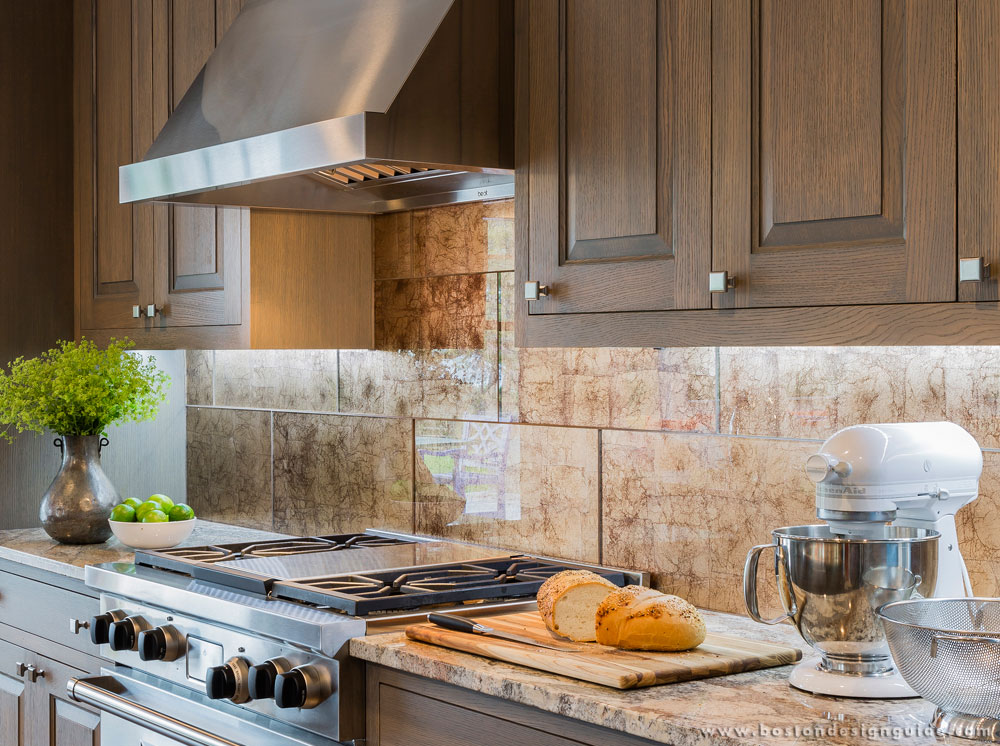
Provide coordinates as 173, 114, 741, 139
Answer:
367, 665, 657, 746
0, 570, 99, 654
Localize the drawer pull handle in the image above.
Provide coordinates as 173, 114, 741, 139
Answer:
70, 618, 91, 635
14, 662, 26, 677
23, 665, 44, 683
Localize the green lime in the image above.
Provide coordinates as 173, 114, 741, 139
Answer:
168, 504, 195, 522
134, 501, 160, 521
147, 494, 174, 510
140, 509, 169, 524
110, 504, 136, 522
123, 497, 143, 510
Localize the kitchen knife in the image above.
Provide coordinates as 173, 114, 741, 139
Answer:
427, 612, 578, 652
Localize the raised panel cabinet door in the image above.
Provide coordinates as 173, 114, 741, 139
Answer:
713, 0, 957, 308
519, 0, 711, 315
0, 641, 27, 746
75, 0, 156, 330
959, 0, 1000, 302
24, 654, 99, 746
150, 0, 247, 327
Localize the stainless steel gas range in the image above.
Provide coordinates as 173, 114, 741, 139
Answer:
68, 530, 642, 746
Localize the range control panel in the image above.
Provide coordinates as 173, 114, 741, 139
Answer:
90, 595, 346, 738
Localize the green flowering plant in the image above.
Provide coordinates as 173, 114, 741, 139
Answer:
0, 338, 170, 443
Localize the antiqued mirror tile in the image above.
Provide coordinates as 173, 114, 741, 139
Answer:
375, 274, 488, 351
186, 407, 272, 529
373, 212, 413, 280
272, 413, 413, 536
601, 431, 816, 614
717, 347, 1000, 442
499, 276, 716, 429
214, 350, 338, 412
957, 450, 1000, 596
186, 350, 213, 406
411, 199, 514, 277
339, 348, 498, 421
414, 420, 599, 562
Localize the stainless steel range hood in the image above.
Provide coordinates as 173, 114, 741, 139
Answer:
119, 0, 513, 214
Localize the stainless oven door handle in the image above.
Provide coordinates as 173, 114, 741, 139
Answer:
67, 675, 241, 746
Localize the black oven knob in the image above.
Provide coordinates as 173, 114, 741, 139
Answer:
109, 615, 149, 651
137, 625, 185, 662
89, 610, 126, 645
206, 657, 250, 703
274, 664, 332, 710
248, 658, 290, 700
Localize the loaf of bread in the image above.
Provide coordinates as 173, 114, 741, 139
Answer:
537, 570, 618, 641
595, 585, 706, 651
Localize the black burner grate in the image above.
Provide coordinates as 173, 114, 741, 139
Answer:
135, 535, 627, 615
271, 559, 627, 615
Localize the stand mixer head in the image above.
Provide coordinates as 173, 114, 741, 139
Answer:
806, 421, 981, 597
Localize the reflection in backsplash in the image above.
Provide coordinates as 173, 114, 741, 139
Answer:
185, 198, 1000, 614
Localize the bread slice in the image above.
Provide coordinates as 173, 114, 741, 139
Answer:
537, 570, 618, 642
595, 585, 706, 651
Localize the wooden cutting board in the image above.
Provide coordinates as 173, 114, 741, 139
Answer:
405, 611, 801, 689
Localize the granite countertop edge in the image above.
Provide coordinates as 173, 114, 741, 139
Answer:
350, 610, 943, 746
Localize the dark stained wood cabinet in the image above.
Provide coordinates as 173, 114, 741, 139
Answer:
75, 0, 247, 346
150, 0, 248, 330
713, 0, 956, 309
517, 0, 1000, 347
74, 0, 374, 350
520, 0, 711, 316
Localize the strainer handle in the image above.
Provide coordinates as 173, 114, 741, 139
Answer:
744, 543, 796, 625
930, 632, 1000, 658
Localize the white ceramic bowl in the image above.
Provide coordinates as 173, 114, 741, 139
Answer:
108, 518, 196, 549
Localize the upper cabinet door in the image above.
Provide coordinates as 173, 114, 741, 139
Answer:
519, 0, 711, 315
713, 0, 957, 309
150, 0, 246, 327
75, 0, 156, 331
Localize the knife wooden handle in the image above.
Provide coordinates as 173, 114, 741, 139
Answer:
428, 613, 480, 634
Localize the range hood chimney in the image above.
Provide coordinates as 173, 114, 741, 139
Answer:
119, 0, 513, 214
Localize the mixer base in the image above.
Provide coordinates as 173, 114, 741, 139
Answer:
788, 658, 920, 698
932, 708, 1000, 742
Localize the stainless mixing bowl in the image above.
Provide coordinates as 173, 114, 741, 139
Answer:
744, 525, 939, 674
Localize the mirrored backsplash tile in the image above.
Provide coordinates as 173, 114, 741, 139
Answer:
375, 274, 488, 351
186, 350, 213, 406
720, 346, 1000, 447
186, 407, 272, 529
414, 420, 600, 562
374, 199, 514, 280
601, 430, 817, 614
272, 413, 413, 536
213, 350, 338, 412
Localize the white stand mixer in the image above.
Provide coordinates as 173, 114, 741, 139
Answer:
794, 422, 982, 698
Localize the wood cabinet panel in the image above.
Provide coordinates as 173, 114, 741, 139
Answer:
76, 0, 154, 331
366, 665, 657, 746
26, 655, 100, 746
151, 0, 247, 328
0, 671, 26, 746
522, 0, 711, 315
959, 0, 1000, 302
713, 0, 956, 309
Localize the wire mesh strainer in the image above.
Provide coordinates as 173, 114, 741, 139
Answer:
878, 599, 1000, 718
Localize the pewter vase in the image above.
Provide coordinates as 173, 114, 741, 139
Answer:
39, 435, 119, 544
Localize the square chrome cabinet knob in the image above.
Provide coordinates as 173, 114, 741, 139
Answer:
959, 257, 990, 283
524, 281, 550, 301
709, 271, 735, 294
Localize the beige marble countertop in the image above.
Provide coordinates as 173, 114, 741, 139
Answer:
0, 521, 286, 581
351, 609, 972, 746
